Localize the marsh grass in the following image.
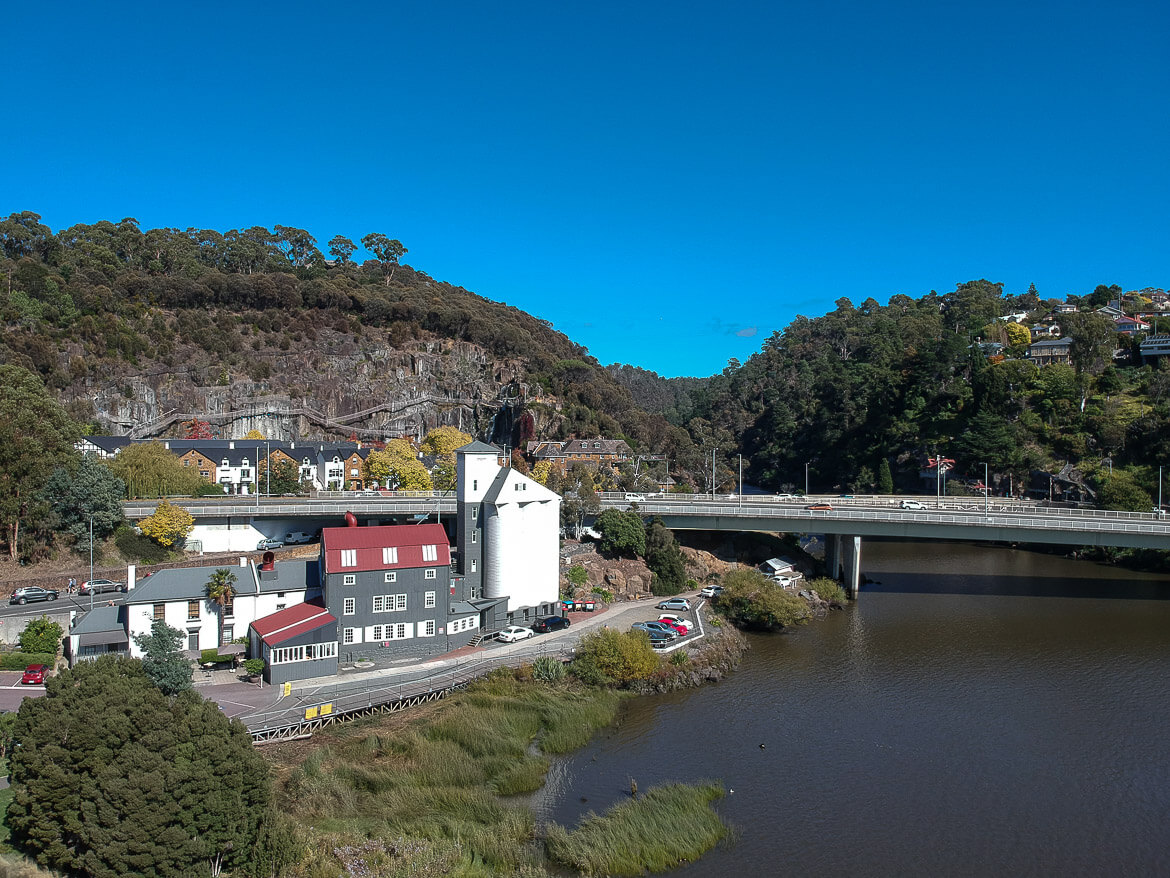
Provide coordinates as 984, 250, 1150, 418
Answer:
545, 782, 729, 876
279, 674, 626, 874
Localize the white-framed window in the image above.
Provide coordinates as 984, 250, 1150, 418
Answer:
387, 622, 412, 640
472, 506, 478, 519
384, 572, 397, 583
422, 544, 438, 561
343, 574, 356, 586
373, 594, 407, 613
425, 569, 436, 580
343, 628, 357, 644
382, 547, 398, 565
472, 531, 477, 544
425, 591, 436, 608
471, 560, 477, 573
272, 642, 337, 664
422, 620, 436, 637
340, 549, 357, 567
343, 597, 355, 615
371, 624, 384, 641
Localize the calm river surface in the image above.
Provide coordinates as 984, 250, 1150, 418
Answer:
533, 541, 1170, 877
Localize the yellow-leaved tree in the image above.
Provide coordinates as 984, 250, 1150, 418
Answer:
421, 427, 473, 490
138, 499, 195, 547
364, 444, 433, 491
1004, 322, 1030, 347
242, 429, 266, 440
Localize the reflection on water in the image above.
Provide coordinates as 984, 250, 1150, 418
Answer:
533, 541, 1170, 877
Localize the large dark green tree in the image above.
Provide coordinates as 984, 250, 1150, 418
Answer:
42, 454, 126, 549
132, 619, 193, 696
595, 509, 646, 558
645, 518, 687, 595
0, 365, 79, 560
6, 656, 271, 878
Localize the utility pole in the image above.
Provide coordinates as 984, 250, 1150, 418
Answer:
711, 449, 716, 498
738, 454, 743, 501
983, 462, 989, 515
88, 514, 94, 612
805, 461, 810, 496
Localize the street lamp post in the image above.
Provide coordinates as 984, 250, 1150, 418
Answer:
711, 449, 716, 499
738, 454, 743, 503
983, 462, 989, 515
805, 461, 810, 497
1159, 465, 1163, 515
266, 439, 271, 496
88, 514, 94, 612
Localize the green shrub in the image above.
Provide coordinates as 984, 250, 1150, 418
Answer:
114, 526, 173, 564
532, 656, 566, 682
200, 649, 235, 664
669, 650, 690, 666
243, 658, 265, 677
0, 652, 56, 671
716, 568, 812, 631
573, 629, 659, 686
591, 587, 614, 603
18, 618, 62, 655
567, 564, 588, 587
808, 577, 846, 603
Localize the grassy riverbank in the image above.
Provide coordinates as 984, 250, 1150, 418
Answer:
269, 641, 738, 877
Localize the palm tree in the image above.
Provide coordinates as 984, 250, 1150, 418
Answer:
205, 568, 238, 649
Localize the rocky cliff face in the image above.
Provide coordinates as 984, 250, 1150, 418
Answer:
72, 321, 560, 442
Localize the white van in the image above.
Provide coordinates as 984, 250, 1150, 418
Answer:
624, 493, 645, 502
283, 531, 315, 544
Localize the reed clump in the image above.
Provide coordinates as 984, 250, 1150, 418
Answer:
545, 781, 729, 876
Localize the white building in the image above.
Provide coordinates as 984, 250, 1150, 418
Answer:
123, 557, 313, 656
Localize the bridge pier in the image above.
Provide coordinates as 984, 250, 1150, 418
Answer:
841, 535, 862, 599
824, 534, 842, 580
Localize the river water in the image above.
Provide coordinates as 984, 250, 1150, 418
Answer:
533, 540, 1170, 876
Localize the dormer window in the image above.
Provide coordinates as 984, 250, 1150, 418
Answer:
221, 459, 229, 467
422, 544, 438, 562
340, 549, 357, 567
382, 547, 398, 564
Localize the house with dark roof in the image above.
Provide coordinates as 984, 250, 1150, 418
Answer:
1114, 315, 1150, 336
124, 557, 316, 657
1027, 337, 1074, 367
560, 439, 633, 468
64, 604, 129, 667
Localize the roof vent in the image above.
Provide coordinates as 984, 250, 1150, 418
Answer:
261, 551, 275, 571
345, 511, 358, 528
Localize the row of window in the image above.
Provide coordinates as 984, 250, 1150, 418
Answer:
342, 620, 442, 643
342, 592, 437, 615
270, 642, 338, 665
156, 600, 236, 623
340, 570, 437, 585
339, 545, 441, 569
450, 616, 477, 634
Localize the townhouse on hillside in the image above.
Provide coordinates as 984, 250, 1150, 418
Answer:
1027, 337, 1074, 367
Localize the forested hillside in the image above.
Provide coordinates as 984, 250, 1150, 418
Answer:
0, 211, 683, 452
615, 281, 1169, 509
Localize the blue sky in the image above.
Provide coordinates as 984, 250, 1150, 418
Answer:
5, 1, 1168, 377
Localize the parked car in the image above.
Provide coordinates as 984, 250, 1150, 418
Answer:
656, 618, 689, 636
656, 597, 691, 611
900, 499, 927, 510
9, 587, 59, 605
657, 613, 692, 632
21, 664, 48, 685
533, 616, 571, 633
632, 621, 679, 639
257, 537, 284, 550
630, 626, 672, 646
699, 585, 723, 598
283, 531, 315, 544
497, 625, 535, 643
79, 578, 125, 595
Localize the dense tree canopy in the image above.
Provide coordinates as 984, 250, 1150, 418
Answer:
6, 656, 270, 878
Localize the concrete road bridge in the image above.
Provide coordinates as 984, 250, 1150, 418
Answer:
123, 492, 1170, 597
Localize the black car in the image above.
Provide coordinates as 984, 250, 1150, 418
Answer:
533, 616, 571, 633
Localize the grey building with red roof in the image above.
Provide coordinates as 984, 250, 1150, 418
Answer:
248, 600, 338, 686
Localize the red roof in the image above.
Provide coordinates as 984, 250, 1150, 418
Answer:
321, 522, 451, 574
250, 600, 336, 646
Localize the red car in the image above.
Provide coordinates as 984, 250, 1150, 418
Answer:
21, 664, 48, 685
656, 618, 689, 636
